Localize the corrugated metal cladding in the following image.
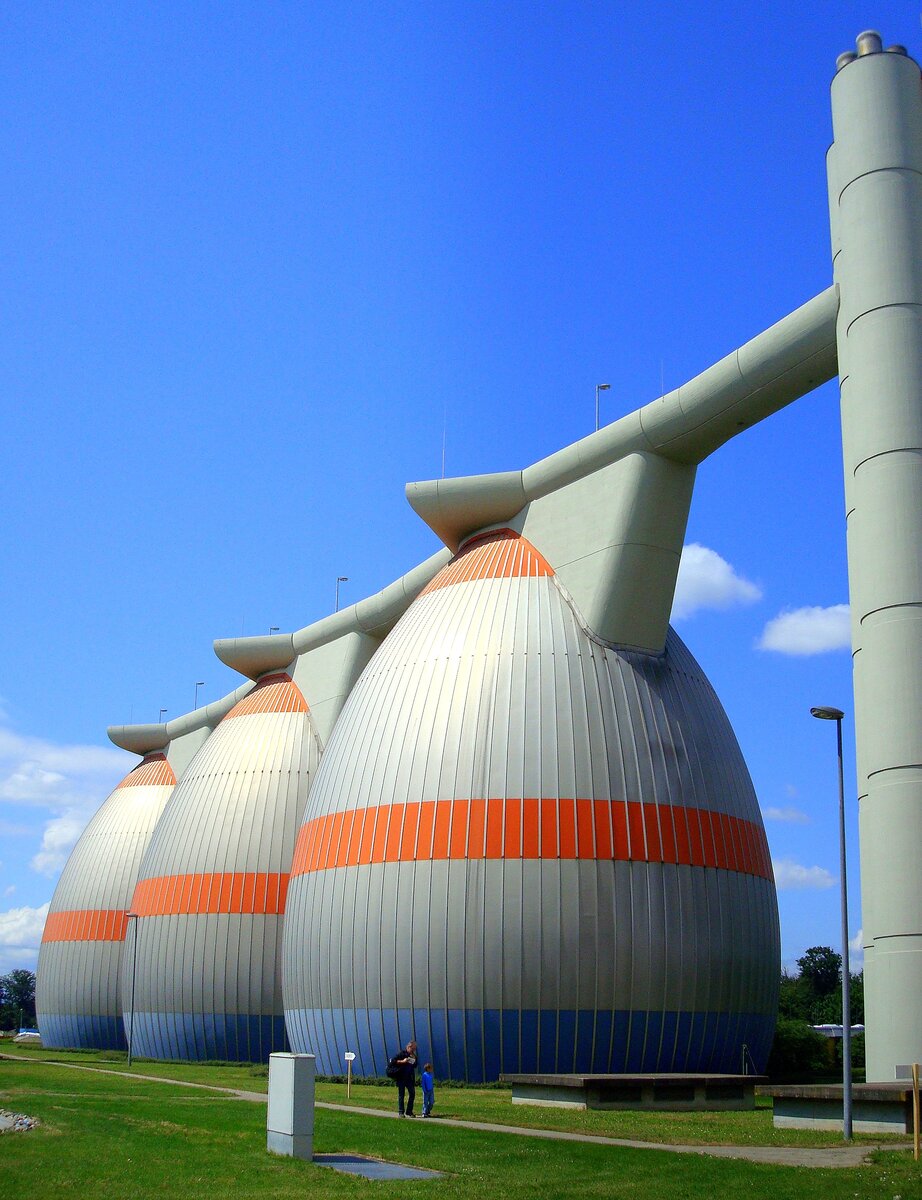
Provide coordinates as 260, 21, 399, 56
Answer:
36, 754, 176, 1049
282, 529, 780, 1082
125, 674, 320, 1062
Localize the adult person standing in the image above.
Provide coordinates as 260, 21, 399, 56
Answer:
392, 1040, 418, 1117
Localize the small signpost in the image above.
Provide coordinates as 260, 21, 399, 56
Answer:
344, 1051, 356, 1099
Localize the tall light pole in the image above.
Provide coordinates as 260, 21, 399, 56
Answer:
811, 705, 852, 1140
269, 626, 279, 636
158, 708, 167, 725
595, 383, 611, 432
335, 576, 348, 612
194, 681, 204, 709
125, 911, 139, 1068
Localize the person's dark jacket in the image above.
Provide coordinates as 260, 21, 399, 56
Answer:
394, 1050, 417, 1084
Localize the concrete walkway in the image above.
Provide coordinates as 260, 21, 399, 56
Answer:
312, 1101, 880, 1168
0, 1053, 904, 1169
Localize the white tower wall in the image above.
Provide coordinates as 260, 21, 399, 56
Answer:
828, 37, 922, 1080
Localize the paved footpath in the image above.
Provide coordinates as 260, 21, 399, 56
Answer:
0, 1053, 903, 1169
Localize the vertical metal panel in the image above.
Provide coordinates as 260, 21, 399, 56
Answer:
282, 531, 779, 1079
125, 676, 319, 1062
36, 755, 175, 1049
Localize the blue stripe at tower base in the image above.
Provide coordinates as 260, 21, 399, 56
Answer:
128, 1011, 288, 1062
38, 1012, 125, 1051
284, 1007, 776, 1082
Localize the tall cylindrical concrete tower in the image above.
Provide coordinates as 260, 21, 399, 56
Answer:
828, 33, 922, 1080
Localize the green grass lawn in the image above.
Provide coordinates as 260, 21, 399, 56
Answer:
1, 1044, 911, 1149
1, 1058, 921, 1200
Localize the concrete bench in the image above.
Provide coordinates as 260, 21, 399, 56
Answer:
765, 1082, 917, 1134
500, 1073, 765, 1111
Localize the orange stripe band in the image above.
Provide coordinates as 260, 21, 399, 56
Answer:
42, 909, 129, 943
224, 674, 308, 720
116, 753, 176, 789
420, 529, 554, 595
290, 799, 772, 880
131, 871, 289, 917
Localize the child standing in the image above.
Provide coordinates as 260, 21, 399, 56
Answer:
421, 1062, 435, 1117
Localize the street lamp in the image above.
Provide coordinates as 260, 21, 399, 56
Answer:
269, 626, 279, 636
595, 383, 611, 432
810, 704, 852, 1140
194, 682, 204, 709
335, 576, 349, 612
125, 911, 140, 1068
158, 708, 167, 725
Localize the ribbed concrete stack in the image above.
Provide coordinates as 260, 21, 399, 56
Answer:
281, 530, 778, 1080
828, 32, 922, 1080
125, 674, 320, 1062
36, 752, 176, 1049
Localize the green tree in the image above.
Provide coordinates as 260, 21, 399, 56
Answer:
777, 969, 812, 1021
811, 967, 864, 1025
767, 1016, 831, 1079
0, 969, 37, 1028
796, 946, 842, 999
769, 948, 868, 1079
782, 945, 864, 1026
849, 968, 864, 1024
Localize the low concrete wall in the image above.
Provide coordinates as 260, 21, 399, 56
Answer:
768, 1083, 915, 1134
502, 1073, 764, 1112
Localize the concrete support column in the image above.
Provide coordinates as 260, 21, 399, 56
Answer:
829, 33, 922, 1081
267, 1052, 316, 1159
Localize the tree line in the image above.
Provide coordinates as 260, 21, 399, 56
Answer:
769, 945, 863, 1078
0, 970, 37, 1030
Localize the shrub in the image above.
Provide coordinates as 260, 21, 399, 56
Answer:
767, 1017, 831, 1080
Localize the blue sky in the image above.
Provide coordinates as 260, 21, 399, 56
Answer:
1, 2, 912, 974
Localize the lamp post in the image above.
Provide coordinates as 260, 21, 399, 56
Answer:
194, 681, 204, 709
125, 911, 139, 1068
335, 576, 349, 612
595, 383, 611, 432
810, 705, 852, 1140
269, 626, 279, 636
158, 708, 167, 725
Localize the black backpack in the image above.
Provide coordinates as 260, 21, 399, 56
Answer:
385, 1056, 402, 1080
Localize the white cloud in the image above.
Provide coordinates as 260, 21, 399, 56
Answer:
4, 886, 14, 897
849, 927, 864, 968
30, 810, 94, 877
0, 902, 49, 948
0, 902, 49, 973
671, 543, 762, 620
773, 858, 836, 890
0, 714, 130, 887
0, 762, 66, 804
763, 806, 809, 825
758, 604, 851, 656
0, 726, 127, 809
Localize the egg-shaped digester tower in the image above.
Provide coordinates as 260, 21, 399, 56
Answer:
282, 530, 779, 1081
36, 753, 176, 1049
125, 673, 320, 1062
